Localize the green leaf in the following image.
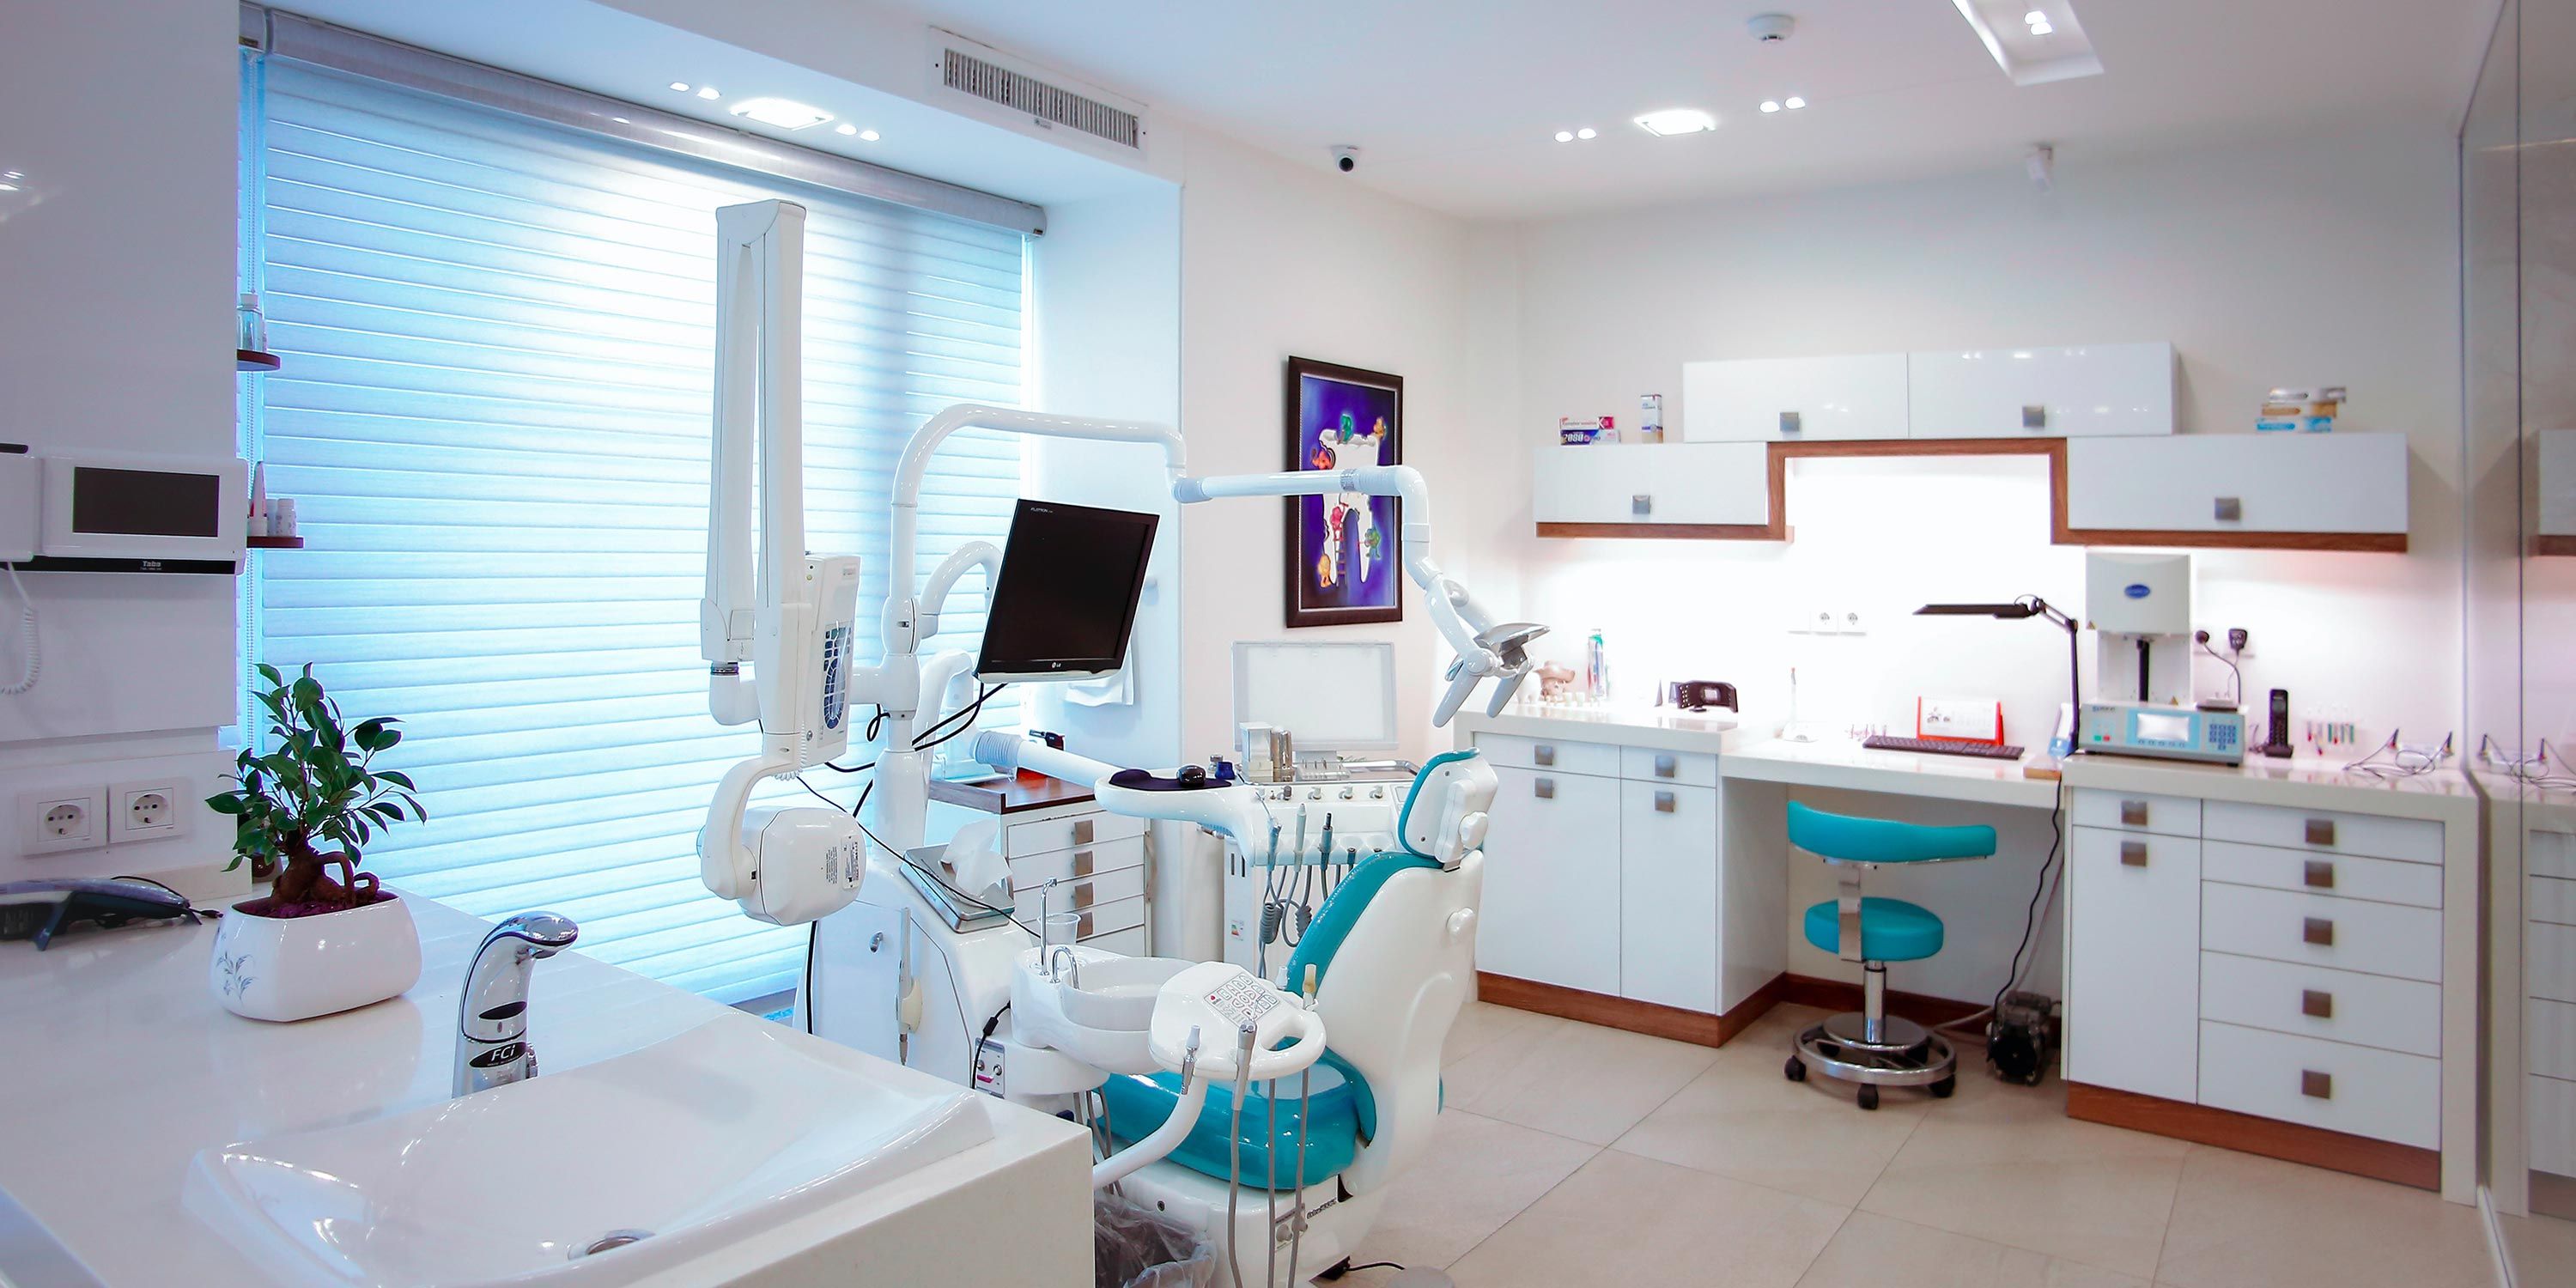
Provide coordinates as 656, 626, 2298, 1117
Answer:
256, 662, 283, 686
379, 770, 416, 791
205, 794, 245, 814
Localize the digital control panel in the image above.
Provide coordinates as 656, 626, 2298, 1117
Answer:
2079, 702, 2246, 766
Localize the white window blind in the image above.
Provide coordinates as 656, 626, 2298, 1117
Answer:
245, 59, 1028, 1003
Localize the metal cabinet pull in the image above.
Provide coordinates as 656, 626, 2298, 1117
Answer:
1654, 753, 1677, 779
2303, 917, 2336, 947
2120, 799, 2148, 827
1077, 911, 1093, 938
1069, 882, 1097, 910
1073, 849, 1095, 878
2022, 404, 2047, 429
1779, 410, 1802, 434
1654, 791, 1676, 814
1073, 818, 1097, 845
2302, 989, 2334, 1019
2120, 840, 2148, 867
1534, 744, 1557, 767
1632, 494, 1653, 517
2304, 818, 2336, 847
1534, 778, 1556, 800
2303, 860, 2335, 890
2215, 496, 2243, 522
2300, 1070, 2332, 1100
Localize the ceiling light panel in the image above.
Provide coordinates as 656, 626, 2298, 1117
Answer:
1953, 0, 2101, 85
1634, 108, 1717, 137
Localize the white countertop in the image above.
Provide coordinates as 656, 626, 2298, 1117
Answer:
1724, 736, 2063, 810
2058, 753, 2480, 825
0, 892, 1084, 1287
1457, 703, 1746, 756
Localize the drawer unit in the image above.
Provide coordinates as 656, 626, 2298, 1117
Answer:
1009, 836, 1146, 892
2070, 788, 2202, 838
1472, 732, 1622, 779
2201, 883, 2442, 983
1905, 342, 2175, 439
1007, 811, 1145, 858
1620, 745, 1719, 787
2531, 996, 2576, 1080
2200, 951, 2440, 1058
2532, 920, 2576, 1004
1011, 864, 1146, 921
1530, 443, 1770, 527
2066, 826, 2202, 1102
2202, 840, 2441, 909
2533, 1073, 2576, 1176
2202, 799, 2441, 865
2198, 1021, 2439, 1149
2531, 874, 2576, 926
1681, 353, 1911, 441
1074, 895, 1148, 941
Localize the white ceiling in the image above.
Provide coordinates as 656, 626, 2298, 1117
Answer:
896, 0, 2499, 218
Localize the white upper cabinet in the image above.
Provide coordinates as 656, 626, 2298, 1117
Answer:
1531, 443, 1769, 529
1681, 354, 1909, 441
2540, 429, 2576, 538
2064, 434, 2409, 538
1906, 342, 2175, 439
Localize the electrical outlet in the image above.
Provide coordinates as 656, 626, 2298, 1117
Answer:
1838, 608, 1869, 635
108, 780, 189, 844
17, 787, 109, 856
2227, 627, 2251, 654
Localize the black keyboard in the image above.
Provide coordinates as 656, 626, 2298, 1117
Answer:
1862, 734, 2025, 761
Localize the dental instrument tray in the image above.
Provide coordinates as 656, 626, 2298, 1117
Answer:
896, 849, 1016, 933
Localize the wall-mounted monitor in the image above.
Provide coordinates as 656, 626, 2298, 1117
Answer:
975, 499, 1159, 683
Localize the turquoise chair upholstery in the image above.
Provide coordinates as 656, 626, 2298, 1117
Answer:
1787, 801, 1996, 864
1802, 896, 1945, 962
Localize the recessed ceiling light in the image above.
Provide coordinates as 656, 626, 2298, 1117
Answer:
2028, 19, 2053, 33
1634, 108, 1717, 137
1760, 100, 1781, 113
730, 97, 833, 129
0, 183, 17, 193
835, 123, 859, 136
859, 129, 880, 142
668, 82, 690, 93
2025, 9, 2046, 22
1577, 127, 1597, 140
696, 86, 720, 100
1785, 96, 1807, 109
1555, 131, 1574, 143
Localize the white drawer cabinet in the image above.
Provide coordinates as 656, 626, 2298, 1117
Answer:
1009, 863, 1145, 922
1622, 745, 1719, 787
1009, 836, 1146, 892
2202, 799, 2441, 865
2066, 826, 2202, 1103
2064, 434, 2410, 537
1906, 343, 2174, 439
1007, 810, 1145, 857
1619, 781, 1719, 1012
1682, 353, 1909, 442
2199, 1021, 2440, 1149
1479, 766, 1623, 995
2202, 840, 2443, 908
2528, 874, 2576, 926
2531, 996, 2576, 1080
2202, 883, 2443, 983
1531, 444, 1769, 528
1473, 732, 1622, 779
2070, 787, 2201, 838
2201, 951, 2441, 1058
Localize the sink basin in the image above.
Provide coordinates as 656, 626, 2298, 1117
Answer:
183, 1012, 993, 1286
1055, 954, 1194, 1031
1009, 949, 1195, 1078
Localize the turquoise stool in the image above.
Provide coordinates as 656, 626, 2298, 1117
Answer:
1782, 800, 1995, 1109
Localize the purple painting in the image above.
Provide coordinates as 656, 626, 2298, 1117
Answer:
1285, 357, 1402, 628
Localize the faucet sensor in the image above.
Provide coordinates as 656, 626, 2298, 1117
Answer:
455, 911, 579, 1097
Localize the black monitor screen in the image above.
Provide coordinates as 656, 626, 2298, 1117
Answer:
72, 467, 222, 538
976, 499, 1160, 679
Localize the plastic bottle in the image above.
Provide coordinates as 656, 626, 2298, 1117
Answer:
1585, 628, 1607, 702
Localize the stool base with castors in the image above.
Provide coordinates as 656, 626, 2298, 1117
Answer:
1779, 802, 1993, 1110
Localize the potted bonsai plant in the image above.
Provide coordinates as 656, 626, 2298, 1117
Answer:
204, 663, 429, 1022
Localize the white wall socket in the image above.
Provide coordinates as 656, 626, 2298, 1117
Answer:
17, 787, 109, 856
108, 780, 189, 844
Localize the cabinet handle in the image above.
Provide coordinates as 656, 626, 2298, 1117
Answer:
1534, 744, 1557, 767
2120, 799, 2148, 827
1078, 911, 1093, 938
1655, 790, 1676, 814
1073, 818, 1096, 845
2215, 496, 2243, 522
2303, 859, 2335, 890
1779, 410, 1802, 434
1073, 849, 1095, 878
2304, 818, 2336, 847
2302, 989, 2334, 1019
2303, 917, 2336, 947
1069, 882, 1097, 910
1632, 493, 1653, 517
1534, 777, 1556, 800
2300, 1070, 2332, 1100
2120, 840, 2148, 867
1654, 753, 1677, 779
2022, 404, 2047, 430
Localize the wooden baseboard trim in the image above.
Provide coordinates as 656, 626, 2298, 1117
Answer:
2536, 534, 2576, 558
1535, 521, 1777, 540
2065, 1082, 2438, 1191
1777, 973, 1990, 1031
2530, 1169, 2576, 1219
1475, 971, 1784, 1048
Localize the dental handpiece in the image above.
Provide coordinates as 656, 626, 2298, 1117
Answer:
1292, 807, 1307, 864
1318, 812, 1334, 866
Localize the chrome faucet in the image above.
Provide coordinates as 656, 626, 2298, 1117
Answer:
455, 911, 578, 1097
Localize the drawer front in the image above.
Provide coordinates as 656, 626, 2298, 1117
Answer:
1007, 811, 1146, 858
1082, 922, 1148, 956
2203, 840, 2441, 909
2065, 827, 2202, 1102
2532, 921, 2576, 1003
1009, 837, 1146, 891
2197, 1021, 2439, 1149
1011, 864, 1146, 921
2199, 951, 2440, 1057
2532, 874, 2576, 927
1071, 896, 1147, 940
2533, 829, 2576, 880
2201, 799, 2441, 866
1472, 732, 1622, 779
1620, 745, 1719, 787
2201, 883, 2442, 982
2534, 1073, 2576, 1176
1478, 766, 1624, 995
2531, 996, 2576, 1081
2070, 788, 2202, 837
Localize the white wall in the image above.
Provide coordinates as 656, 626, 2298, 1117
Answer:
0, 0, 243, 890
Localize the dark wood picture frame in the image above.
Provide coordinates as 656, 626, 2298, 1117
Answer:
1283, 356, 1405, 629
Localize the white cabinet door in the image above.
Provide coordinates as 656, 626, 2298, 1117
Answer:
2065, 826, 2202, 1102
2540, 430, 2576, 537
1906, 343, 2174, 439
1682, 354, 1908, 441
1478, 765, 1623, 996
1619, 781, 1718, 1012
2063, 434, 2409, 535
1530, 444, 1769, 527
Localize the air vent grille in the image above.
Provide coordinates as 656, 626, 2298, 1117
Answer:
941, 48, 1139, 149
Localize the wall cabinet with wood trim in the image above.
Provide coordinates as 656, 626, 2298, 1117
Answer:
1906, 342, 2175, 439
1681, 353, 1911, 441
2063, 434, 2409, 549
1530, 442, 1768, 537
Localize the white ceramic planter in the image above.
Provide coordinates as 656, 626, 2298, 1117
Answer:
210, 892, 422, 1022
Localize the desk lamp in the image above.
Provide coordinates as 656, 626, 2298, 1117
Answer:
1913, 597, 2081, 756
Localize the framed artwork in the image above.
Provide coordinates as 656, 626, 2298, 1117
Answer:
1284, 356, 1403, 629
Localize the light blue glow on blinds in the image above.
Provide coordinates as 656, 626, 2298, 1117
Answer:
252, 61, 1027, 1003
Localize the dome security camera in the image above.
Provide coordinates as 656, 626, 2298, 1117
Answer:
1330, 145, 1359, 173
1747, 13, 1795, 42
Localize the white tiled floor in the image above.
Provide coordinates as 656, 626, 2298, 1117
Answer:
1337, 1001, 2500, 1287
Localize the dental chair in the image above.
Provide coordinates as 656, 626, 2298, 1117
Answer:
1095, 750, 1489, 1285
